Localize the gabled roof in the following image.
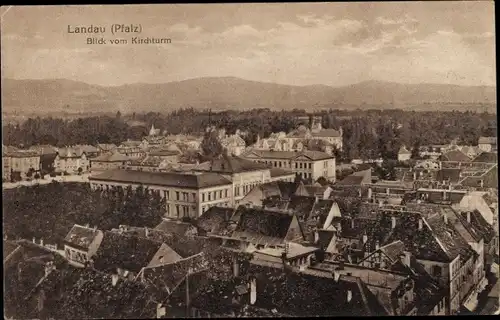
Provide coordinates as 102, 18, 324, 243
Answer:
154, 219, 195, 237
64, 224, 101, 251
379, 241, 406, 263
439, 150, 470, 162
243, 149, 334, 161
89, 169, 232, 189
337, 175, 365, 186
197, 154, 270, 174
262, 195, 289, 211
93, 231, 164, 273
310, 199, 335, 217
426, 213, 476, 263
74, 144, 99, 153
287, 195, 316, 219
232, 207, 296, 244
140, 253, 206, 295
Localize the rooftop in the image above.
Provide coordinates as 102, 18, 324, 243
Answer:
244, 149, 334, 161
64, 224, 101, 250
89, 169, 232, 189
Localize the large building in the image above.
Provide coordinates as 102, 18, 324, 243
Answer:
89, 169, 233, 218
478, 137, 497, 153
54, 148, 90, 174
2, 146, 40, 181
192, 155, 294, 206
242, 149, 336, 182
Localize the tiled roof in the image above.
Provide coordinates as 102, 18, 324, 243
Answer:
287, 195, 316, 219
141, 253, 207, 294
93, 231, 163, 273
28, 145, 58, 155
89, 169, 232, 189
461, 210, 496, 243
244, 149, 334, 161
472, 152, 498, 163
233, 207, 294, 243
277, 181, 300, 199
195, 207, 236, 236
436, 168, 461, 183
478, 137, 497, 145
270, 167, 294, 177
439, 150, 471, 162
120, 140, 142, 147
317, 229, 335, 250
426, 214, 475, 262
198, 154, 270, 174
310, 199, 335, 220
92, 152, 130, 162
247, 263, 377, 316
38, 268, 156, 319
379, 241, 405, 263
64, 224, 101, 250
154, 219, 195, 237
148, 149, 179, 157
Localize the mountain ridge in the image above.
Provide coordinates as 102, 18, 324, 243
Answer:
1, 77, 496, 115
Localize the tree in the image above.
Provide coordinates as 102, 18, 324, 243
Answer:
201, 130, 224, 159
34, 173, 41, 180
411, 140, 421, 159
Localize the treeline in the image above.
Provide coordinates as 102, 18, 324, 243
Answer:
3, 182, 165, 244
2, 108, 496, 161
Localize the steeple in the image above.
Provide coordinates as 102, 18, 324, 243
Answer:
149, 124, 156, 136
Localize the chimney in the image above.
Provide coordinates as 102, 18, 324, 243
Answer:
362, 234, 368, 244
391, 216, 396, 229
378, 200, 383, 208
347, 289, 353, 302
32, 237, 36, 243
233, 259, 240, 277
145, 227, 149, 238
443, 214, 448, 225
111, 274, 119, 287
40, 239, 44, 246
375, 241, 380, 251
467, 211, 471, 224
93, 226, 97, 231
314, 231, 320, 244
367, 188, 372, 200
351, 218, 355, 229
418, 219, 423, 230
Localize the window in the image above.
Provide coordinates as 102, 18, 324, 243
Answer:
208, 193, 211, 201
432, 265, 442, 277
202, 193, 205, 202
176, 205, 180, 217
225, 189, 228, 198
176, 191, 180, 201
219, 190, 223, 199
308, 163, 312, 169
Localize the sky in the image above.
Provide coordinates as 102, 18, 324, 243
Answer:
0, 2, 496, 87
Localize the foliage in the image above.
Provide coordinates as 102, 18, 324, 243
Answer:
200, 130, 224, 159
2, 109, 495, 162
34, 173, 41, 179
3, 183, 165, 244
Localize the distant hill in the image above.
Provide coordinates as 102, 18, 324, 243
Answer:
1, 77, 496, 115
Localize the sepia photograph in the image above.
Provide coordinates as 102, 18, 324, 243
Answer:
1, 2, 498, 318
